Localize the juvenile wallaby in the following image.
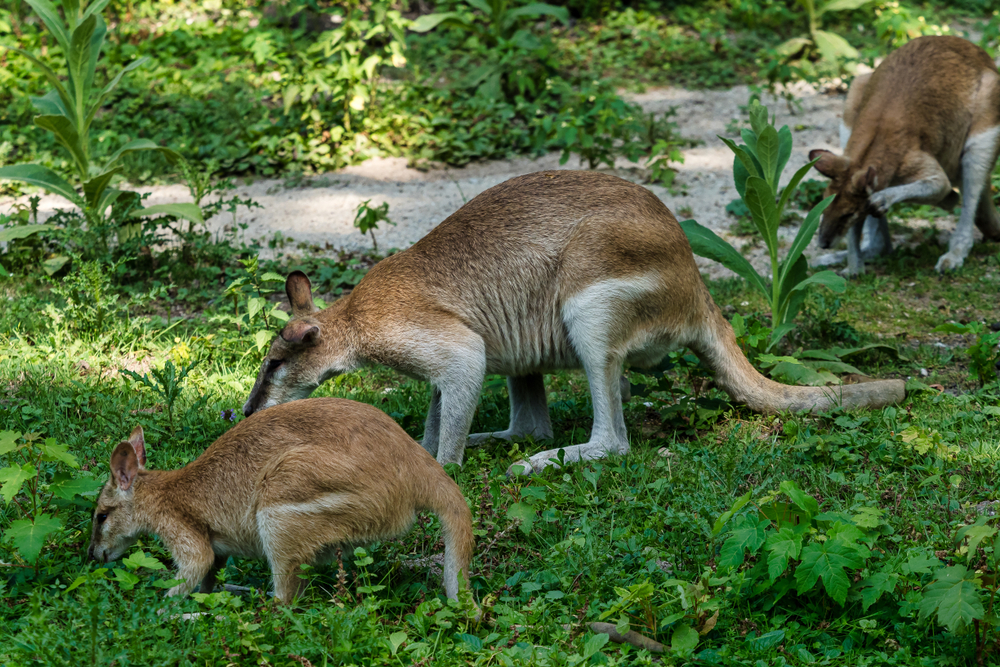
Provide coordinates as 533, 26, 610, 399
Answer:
810, 36, 1000, 274
87, 399, 475, 603
242, 171, 905, 475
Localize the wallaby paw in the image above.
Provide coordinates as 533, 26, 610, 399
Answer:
935, 251, 966, 273
814, 251, 848, 267
837, 265, 865, 278
869, 191, 892, 215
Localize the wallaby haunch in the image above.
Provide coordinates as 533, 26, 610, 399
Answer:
810, 36, 1000, 274
87, 399, 474, 602
243, 171, 906, 474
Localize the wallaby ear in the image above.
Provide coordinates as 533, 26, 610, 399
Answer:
280, 319, 321, 345
286, 271, 316, 317
110, 441, 140, 491
128, 425, 146, 468
809, 149, 849, 178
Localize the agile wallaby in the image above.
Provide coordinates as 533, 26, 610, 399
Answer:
242, 171, 905, 475
87, 399, 474, 603
810, 36, 1000, 274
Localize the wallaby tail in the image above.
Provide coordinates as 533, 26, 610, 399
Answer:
690, 303, 906, 414
427, 473, 475, 601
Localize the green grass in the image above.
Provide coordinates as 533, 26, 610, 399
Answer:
1, 231, 999, 664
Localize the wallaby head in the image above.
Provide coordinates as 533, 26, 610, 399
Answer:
88, 426, 146, 563
244, 271, 354, 417
809, 148, 878, 249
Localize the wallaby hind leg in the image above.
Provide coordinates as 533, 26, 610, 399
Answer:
938, 128, 1000, 271
975, 192, 1000, 241
421, 386, 443, 457
508, 285, 632, 475
432, 340, 488, 467
468, 374, 553, 446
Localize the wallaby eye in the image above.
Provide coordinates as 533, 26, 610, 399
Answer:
268, 359, 285, 372
96, 513, 108, 525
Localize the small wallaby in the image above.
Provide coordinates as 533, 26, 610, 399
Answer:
242, 171, 905, 475
87, 399, 475, 603
810, 36, 1000, 274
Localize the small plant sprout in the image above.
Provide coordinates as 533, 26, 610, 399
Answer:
353, 199, 395, 253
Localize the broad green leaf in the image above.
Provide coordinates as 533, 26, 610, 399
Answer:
39, 439, 78, 467
813, 29, 859, 63
465, 0, 493, 15
719, 513, 767, 570
83, 168, 123, 208
0, 431, 21, 456
409, 11, 469, 32
254, 329, 270, 352
6, 514, 63, 562
859, 572, 897, 611
83, 12, 107, 95
776, 126, 793, 182
765, 526, 803, 581
718, 136, 761, 180
456, 633, 482, 652
388, 631, 407, 655
713, 491, 751, 536
779, 195, 834, 287
775, 36, 811, 57
794, 539, 864, 605
34, 115, 87, 176
0, 164, 82, 206
802, 359, 863, 375
49, 476, 104, 500
30, 89, 68, 116
112, 568, 140, 590
43, 255, 70, 276
104, 139, 180, 171
901, 552, 941, 575
671, 624, 699, 652
67, 14, 97, 105
919, 565, 984, 632
960, 525, 997, 565
819, 0, 874, 14
777, 160, 820, 216
787, 270, 846, 297
131, 203, 204, 225
505, 3, 570, 27
775, 254, 808, 329
123, 550, 166, 571
86, 57, 148, 132
743, 176, 779, 252
260, 272, 286, 283
0, 225, 59, 243
0, 464, 37, 502
748, 102, 768, 137
740, 129, 757, 157
679, 220, 769, 298
733, 153, 751, 199
582, 631, 609, 659
850, 506, 883, 529
767, 322, 797, 351
779, 480, 819, 518
3, 47, 76, 118
247, 297, 266, 322
81, 0, 114, 22
66, 568, 109, 592
507, 502, 536, 534
23, 0, 70, 52
770, 361, 839, 386
747, 629, 785, 650
756, 126, 781, 189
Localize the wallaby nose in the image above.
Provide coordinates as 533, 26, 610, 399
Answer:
243, 401, 254, 418
87, 544, 95, 561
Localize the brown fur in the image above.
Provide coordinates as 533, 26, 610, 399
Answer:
244, 171, 905, 473
811, 36, 1000, 273
87, 399, 474, 603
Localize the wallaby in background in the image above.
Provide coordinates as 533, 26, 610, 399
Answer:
810, 36, 1000, 274
242, 171, 905, 475
87, 399, 475, 603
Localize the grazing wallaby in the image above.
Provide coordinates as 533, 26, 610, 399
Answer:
242, 171, 905, 475
87, 400, 475, 603
810, 36, 1000, 274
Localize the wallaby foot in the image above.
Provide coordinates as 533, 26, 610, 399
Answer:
507, 438, 629, 476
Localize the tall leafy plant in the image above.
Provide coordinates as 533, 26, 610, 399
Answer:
0, 0, 201, 247
774, 0, 873, 75
680, 101, 845, 349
